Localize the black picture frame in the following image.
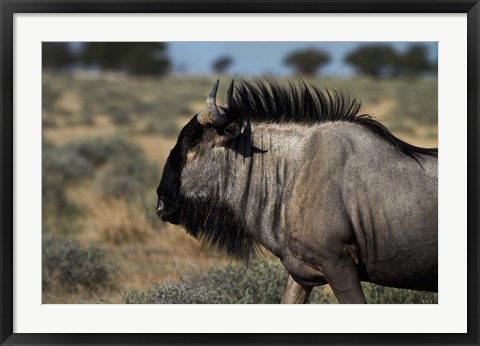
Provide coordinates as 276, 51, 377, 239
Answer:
1, 1, 478, 345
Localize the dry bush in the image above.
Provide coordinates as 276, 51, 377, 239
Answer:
64, 136, 143, 167
123, 260, 437, 304
43, 237, 117, 294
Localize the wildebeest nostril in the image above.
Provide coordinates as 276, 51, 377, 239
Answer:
156, 200, 165, 214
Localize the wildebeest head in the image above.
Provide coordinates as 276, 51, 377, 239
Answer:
156, 80, 241, 225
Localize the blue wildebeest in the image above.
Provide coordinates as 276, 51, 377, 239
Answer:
156, 79, 438, 304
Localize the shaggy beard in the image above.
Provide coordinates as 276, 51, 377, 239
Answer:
179, 197, 259, 262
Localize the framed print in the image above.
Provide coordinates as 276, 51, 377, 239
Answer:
1, 1, 479, 345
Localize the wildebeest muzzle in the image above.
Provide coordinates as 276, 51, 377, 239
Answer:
156, 197, 181, 224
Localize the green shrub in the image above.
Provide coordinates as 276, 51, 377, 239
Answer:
42, 172, 81, 216
123, 260, 437, 304
123, 260, 288, 304
103, 102, 133, 125
64, 137, 143, 167
391, 79, 437, 125
42, 143, 91, 234
97, 155, 159, 200
110, 110, 131, 125
43, 237, 117, 292
143, 117, 179, 137
362, 283, 438, 304
43, 147, 94, 182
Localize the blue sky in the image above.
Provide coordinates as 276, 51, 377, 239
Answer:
167, 42, 438, 76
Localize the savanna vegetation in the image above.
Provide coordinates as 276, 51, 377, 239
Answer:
42, 71, 438, 304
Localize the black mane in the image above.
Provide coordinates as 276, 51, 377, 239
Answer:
228, 78, 438, 160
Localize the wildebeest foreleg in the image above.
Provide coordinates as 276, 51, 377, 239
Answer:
324, 261, 366, 304
280, 275, 313, 304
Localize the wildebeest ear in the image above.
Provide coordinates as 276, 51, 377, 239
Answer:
223, 121, 242, 139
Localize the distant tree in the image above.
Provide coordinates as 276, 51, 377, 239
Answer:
283, 48, 331, 76
42, 43, 76, 71
80, 43, 124, 70
123, 43, 171, 76
212, 56, 233, 74
344, 45, 399, 78
397, 44, 435, 77
79, 43, 170, 76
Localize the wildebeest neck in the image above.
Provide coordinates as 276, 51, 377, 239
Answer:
179, 122, 311, 259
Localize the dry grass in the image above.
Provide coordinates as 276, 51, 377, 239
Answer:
130, 135, 176, 166
362, 98, 437, 148
44, 118, 119, 145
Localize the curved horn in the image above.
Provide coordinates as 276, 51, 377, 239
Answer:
198, 79, 226, 127
206, 79, 220, 109
224, 80, 234, 109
